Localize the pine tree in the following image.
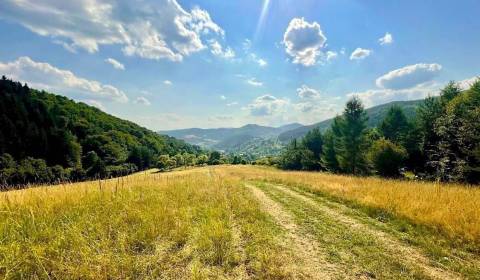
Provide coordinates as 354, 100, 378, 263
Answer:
336, 97, 369, 175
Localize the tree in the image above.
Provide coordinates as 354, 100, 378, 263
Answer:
196, 154, 209, 165
157, 155, 171, 170
321, 129, 339, 172
0, 153, 16, 185
173, 154, 185, 168
336, 97, 370, 175
208, 151, 222, 165
368, 139, 407, 177
301, 128, 323, 170
280, 139, 303, 170
379, 106, 410, 144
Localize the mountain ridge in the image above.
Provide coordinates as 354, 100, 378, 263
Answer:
160, 100, 424, 155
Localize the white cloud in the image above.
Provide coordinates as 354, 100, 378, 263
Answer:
283, 18, 327, 66
350, 48, 372, 60
248, 53, 267, 67
134, 96, 151, 106
348, 84, 440, 108
246, 95, 289, 116
220, 95, 226, 100
83, 99, 106, 111
326, 51, 338, 61
297, 85, 321, 99
0, 0, 227, 62
163, 80, 172, 85
242, 39, 252, 52
379, 32, 393, 45
246, 78, 263, 87
458, 76, 479, 90
105, 58, 125, 70
226, 102, 238, 107
0, 56, 128, 103
209, 40, 235, 59
376, 63, 442, 90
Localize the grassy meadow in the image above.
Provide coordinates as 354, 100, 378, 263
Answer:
0, 165, 479, 279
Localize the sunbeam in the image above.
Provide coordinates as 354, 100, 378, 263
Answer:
254, 0, 271, 42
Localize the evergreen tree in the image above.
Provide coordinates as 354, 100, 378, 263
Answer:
300, 128, 323, 170
379, 106, 410, 144
336, 97, 369, 175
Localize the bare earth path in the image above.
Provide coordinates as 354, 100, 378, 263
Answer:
245, 183, 341, 279
246, 182, 465, 280
270, 183, 461, 280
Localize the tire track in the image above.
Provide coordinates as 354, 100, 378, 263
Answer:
269, 183, 462, 280
245, 183, 340, 280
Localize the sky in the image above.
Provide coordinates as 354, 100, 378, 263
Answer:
0, 0, 479, 130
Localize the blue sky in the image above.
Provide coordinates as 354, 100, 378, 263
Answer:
0, 0, 479, 130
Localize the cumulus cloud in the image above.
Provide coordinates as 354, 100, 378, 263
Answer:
134, 96, 151, 106
376, 63, 442, 90
220, 95, 226, 100
105, 58, 125, 70
209, 40, 235, 59
283, 18, 327, 66
297, 85, 321, 99
0, 0, 228, 61
379, 32, 393, 45
246, 78, 263, 87
458, 76, 479, 90
246, 95, 289, 116
350, 48, 372, 60
348, 84, 440, 107
0, 56, 128, 103
163, 80, 172, 85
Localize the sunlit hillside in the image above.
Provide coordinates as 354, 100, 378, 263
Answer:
1, 166, 479, 279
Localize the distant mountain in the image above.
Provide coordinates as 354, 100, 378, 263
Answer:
278, 100, 423, 142
160, 100, 424, 157
159, 123, 303, 151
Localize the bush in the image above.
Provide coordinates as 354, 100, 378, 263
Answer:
368, 139, 408, 178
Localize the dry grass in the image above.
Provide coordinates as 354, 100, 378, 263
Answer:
0, 165, 478, 279
222, 165, 480, 244
0, 168, 292, 279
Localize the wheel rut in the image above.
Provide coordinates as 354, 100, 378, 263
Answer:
245, 183, 340, 280
269, 183, 462, 280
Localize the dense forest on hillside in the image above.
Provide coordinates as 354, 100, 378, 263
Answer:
0, 77, 203, 187
277, 79, 480, 183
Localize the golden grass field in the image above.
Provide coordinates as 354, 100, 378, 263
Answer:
0, 165, 479, 279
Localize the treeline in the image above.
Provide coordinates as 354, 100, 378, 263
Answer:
155, 151, 248, 171
0, 77, 201, 188
278, 79, 480, 184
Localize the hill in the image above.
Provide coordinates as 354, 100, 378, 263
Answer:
278, 99, 423, 142
160, 123, 303, 151
0, 77, 200, 185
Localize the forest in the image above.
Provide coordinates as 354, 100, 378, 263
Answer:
0, 77, 210, 187
276, 79, 480, 183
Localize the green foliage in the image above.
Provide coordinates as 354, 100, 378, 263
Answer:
368, 139, 408, 177
336, 97, 370, 175
208, 151, 222, 165
379, 106, 411, 144
0, 77, 201, 186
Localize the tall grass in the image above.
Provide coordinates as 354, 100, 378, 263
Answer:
0, 168, 291, 279
222, 165, 480, 244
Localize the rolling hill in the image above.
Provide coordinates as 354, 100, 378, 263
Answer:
161, 100, 424, 156
159, 123, 303, 151
277, 99, 423, 142
0, 77, 200, 185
